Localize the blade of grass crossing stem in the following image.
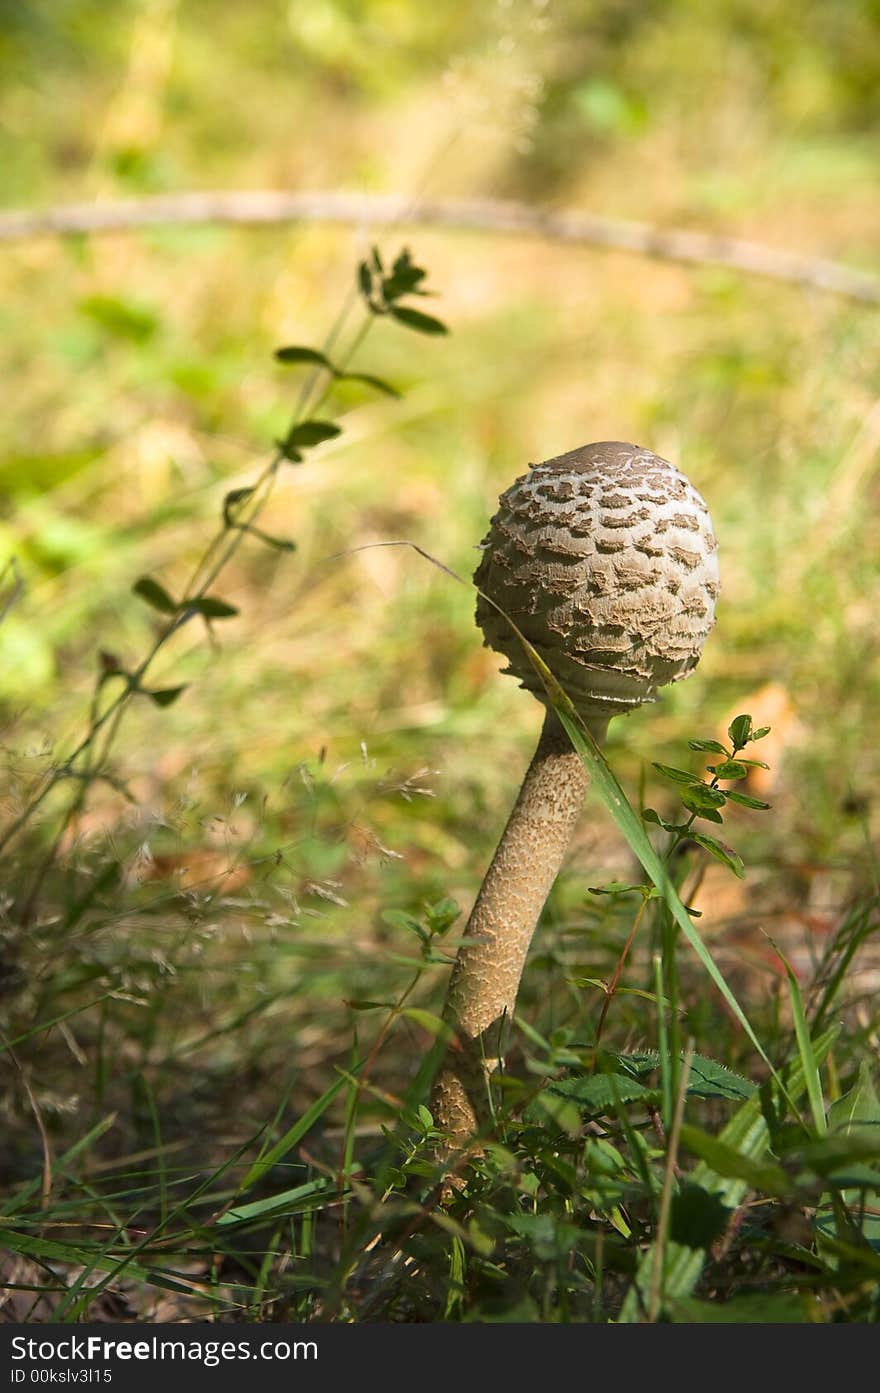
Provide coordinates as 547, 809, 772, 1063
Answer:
552, 702, 787, 1100
253, 1223, 284, 1315
618, 1024, 839, 1321
1, 994, 115, 1052
244, 1074, 298, 1187
775, 941, 827, 1134
241, 1069, 358, 1191
5, 1113, 117, 1215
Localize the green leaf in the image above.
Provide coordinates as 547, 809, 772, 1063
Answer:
384, 249, 427, 300
668, 1293, 808, 1324
358, 261, 373, 299
274, 345, 333, 368
709, 760, 749, 779
688, 739, 728, 754
684, 1054, 756, 1101
338, 371, 401, 398
506, 1213, 585, 1262
588, 881, 654, 897
276, 439, 303, 462
828, 1061, 880, 1139
389, 305, 449, 336
383, 261, 428, 300
678, 1124, 791, 1195
216, 1178, 335, 1227
400, 1007, 454, 1043
248, 528, 296, 553
748, 725, 772, 742
679, 783, 727, 816
424, 898, 461, 935
652, 763, 701, 784
223, 487, 255, 526
668, 1182, 732, 1249
690, 832, 744, 879
792, 1132, 880, 1177
777, 943, 826, 1134
132, 576, 178, 614
642, 807, 684, 833
187, 596, 239, 620
724, 790, 770, 810
381, 908, 427, 942
541, 1072, 659, 1116
79, 293, 158, 343
553, 1052, 755, 1105
285, 420, 342, 448
146, 685, 188, 708
727, 713, 753, 747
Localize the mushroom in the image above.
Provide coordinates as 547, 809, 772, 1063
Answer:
432, 441, 720, 1145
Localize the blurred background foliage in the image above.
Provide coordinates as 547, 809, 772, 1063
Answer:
1, 0, 878, 1235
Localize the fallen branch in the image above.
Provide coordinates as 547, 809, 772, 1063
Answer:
1, 190, 877, 305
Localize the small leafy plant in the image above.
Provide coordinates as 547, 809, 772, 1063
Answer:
0, 246, 448, 903
646, 711, 772, 879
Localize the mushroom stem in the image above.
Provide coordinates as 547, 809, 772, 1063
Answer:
432, 709, 606, 1144
430, 442, 718, 1150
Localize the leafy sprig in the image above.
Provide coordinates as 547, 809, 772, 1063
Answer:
644, 713, 772, 880
357, 247, 449, 336
0, 247, 448, 884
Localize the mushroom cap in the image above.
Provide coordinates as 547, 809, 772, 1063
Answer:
475, 441, 720, 723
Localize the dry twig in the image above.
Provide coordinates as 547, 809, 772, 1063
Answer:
1, 191, 877, 304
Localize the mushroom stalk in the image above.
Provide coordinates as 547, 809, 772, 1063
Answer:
433, 709, 605, 1142
431, 441, 719, 1147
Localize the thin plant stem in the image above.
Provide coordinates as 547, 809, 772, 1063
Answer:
594, 893, 651, 1050
648, 1040, 694, 1322
1, 294, 384, 877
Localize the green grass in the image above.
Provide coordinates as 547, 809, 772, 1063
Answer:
2, 0, 880, 1323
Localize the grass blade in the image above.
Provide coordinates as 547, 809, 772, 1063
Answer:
773, 939, 826, 1135
240, 1069, 357, 1192
554, 701, 785, 1095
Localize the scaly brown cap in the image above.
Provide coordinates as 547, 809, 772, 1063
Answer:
474, 441, 720, 722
